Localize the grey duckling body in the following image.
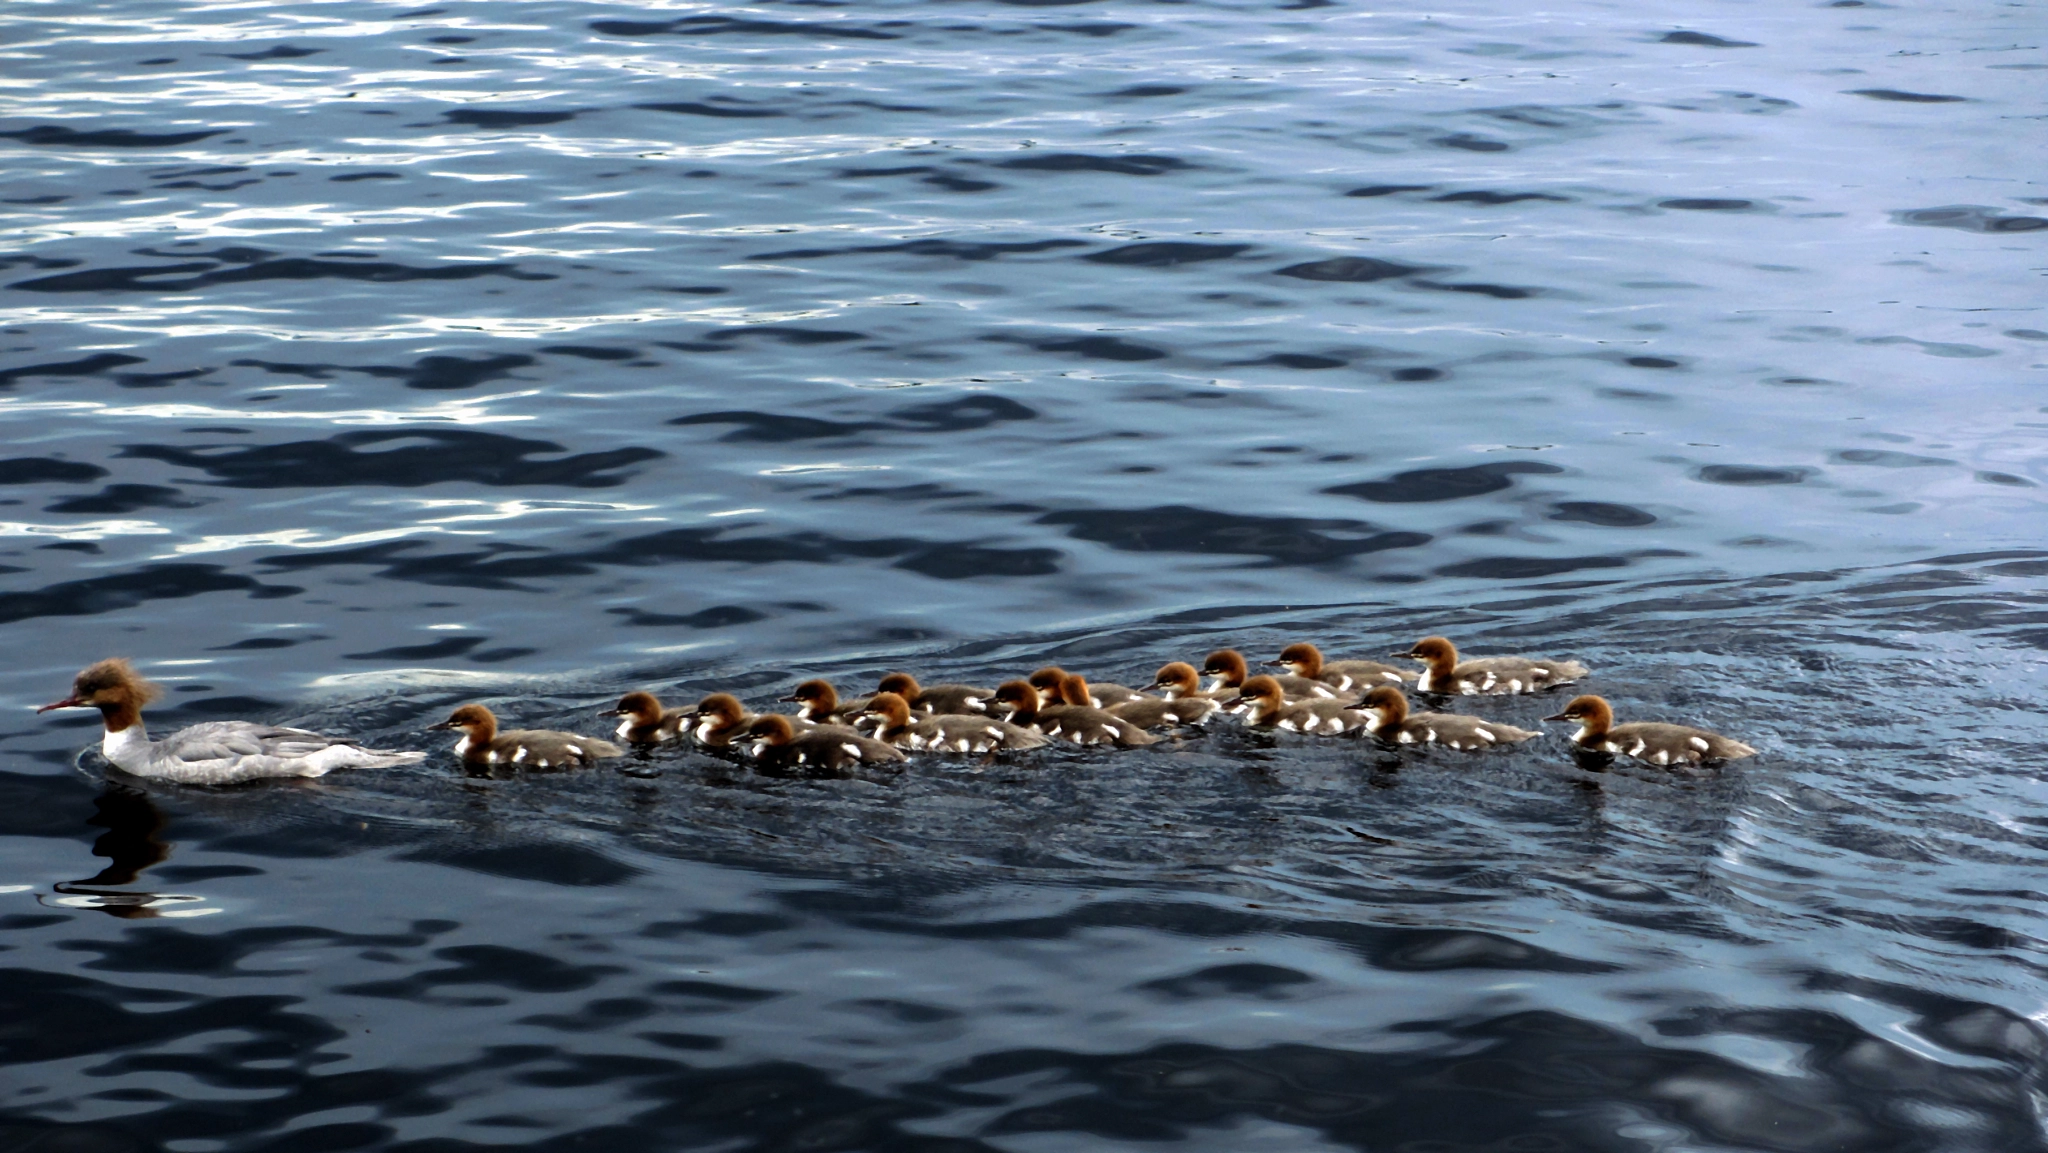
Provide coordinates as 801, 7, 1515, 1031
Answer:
862, 692, 1049, 753
1396, 636, 1587, 696
1356, 686, 1539, 751
431, 704, 622, 769
1227, 675, 1373, 735
1029, 666, 1145, 708
746, 714, 905, 771
992, 681, 1157, 747
877, 672, 993, 716
1269, 642, 1411, 692
1546, 695, 1755, 765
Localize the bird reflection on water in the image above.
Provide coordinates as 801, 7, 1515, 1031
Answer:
41, 784, 214, 919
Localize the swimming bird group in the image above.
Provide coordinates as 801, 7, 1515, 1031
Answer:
37, 637, 1756, 784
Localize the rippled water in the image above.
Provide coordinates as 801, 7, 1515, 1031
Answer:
4, 1, 2047, 1149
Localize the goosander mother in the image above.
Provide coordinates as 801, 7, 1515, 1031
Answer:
39, 658, 425, 785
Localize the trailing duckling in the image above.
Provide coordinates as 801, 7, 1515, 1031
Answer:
599, 691, 689, 744
1545, 695, 1755, 765
991, 681, 1156, 747
1225, 675, 1372, 735
1148, 662, 1230, 701
876, 672, 993, 716
744, 713, 905, 772
1355, 686, 1538, 750
862, 691, 1048, 753
1029, 666, 1145, 708
1268, 642, 1410, 692
430, 704, 623, 769
1394, 636, 1587, 696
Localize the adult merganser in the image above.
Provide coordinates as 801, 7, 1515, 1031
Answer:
861, 691, 1048, 753
1225, 675, 1372, 735
1394, 636, 1587, 696
875, 672, 994, 716
1063, 674, 1215, 728
1268, 643, 1410, 692
781, 679, 868, 726
1028, 666, 1144, 708
429, 704, 623, 769
37, 658, 425, 785
1545, 695, 1755, 765
599, 691, 688, 744
1202, 650, 1355, 702
744, 713, 905, 772
1355, 686, 1538, 750
991, 680, 1156, 747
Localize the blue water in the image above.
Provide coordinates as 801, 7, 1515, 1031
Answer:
3, 1, 2047, 1149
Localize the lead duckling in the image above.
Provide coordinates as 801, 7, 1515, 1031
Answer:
1202, 649, 1356, 704
991, 681, 1156, 747
745, 713, 905, 772
1394, 636, 1587, 696
599, 691, 688, 744
781, 679, 868, 726
1268, 642, 1410, 692
38, 657, 425, 784
1225, 675, 1372, 735
862, 691, 1048, 753
681, 692, 757, 749
876, 672, 994, 716
430, 704, 623, 769
1063, 674, 1216, 728
1355, 686, 1538, 750
1147, 661, 1230, 701
1029, 666, 1145, 708
1545, 695, 1755, 765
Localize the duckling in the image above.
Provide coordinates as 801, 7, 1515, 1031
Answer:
1225, 675, 1373, 735
430, 704, 623, 769
861, 691, 1048, 753
1355, 686, 1538, 750
1394, 636, 1587, 696
1029, 666, 1145, 708
876, 672, 993, 716
991, 681, 1156, 747
1147, 661, 1230, 701
681, 692, 757, 749
37, 657, 425, 784
598, 691, 689, 744
1545, 695, 1755, 765
780, 679, 868, 726
745, 713, 905, 772
1202, 649, 1355, 703
1063, 673, 1216, 729
1268, 642, 1410, 692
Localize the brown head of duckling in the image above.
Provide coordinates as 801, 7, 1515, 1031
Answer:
991, 680, 1041, 722
781, 679, 840, 712
1028, 667, 1072, 703
1149, 661, 1202, 696
1394, 636, 1459, 669
428, 703, 500, 741
1057, 673, 1097, 707
1543, 694, 1614, 736
1358, 685, 1410, 725
1270, 643, 1326, 677
693, 693, 748, 725
600, 691, 663, 723
860, 691, 914, 729
1201, 649, 1251, 687
1225, 674, 1287, 710
875, 672, 921, 698
745, 714, 797, 745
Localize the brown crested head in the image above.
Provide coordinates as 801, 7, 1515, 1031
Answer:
861, 691, 913, 726
603, 690, 662, 720
1027, 667, 1069, 700
1230, 674, 1286, 705
991, 680, 1039, 718
876, 672, 920, 698
1057, 673, 1093, 707
41, 657, 163, 715
1150, 661, 1200, 693
694, 693, 748, 724
1202, 649, 1249, 684
1358, 685, 1409, 722
1396, 636, 1459, 665
781, 679, 838, 709
1544, 694, 1613, 726
430, 703, 498, 734
1273, 643, 1324, 676
746, 713, 796, 744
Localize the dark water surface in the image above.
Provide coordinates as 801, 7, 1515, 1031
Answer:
4, 1, 2047, 1149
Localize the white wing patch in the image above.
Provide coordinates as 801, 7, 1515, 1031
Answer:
512, 747, 529, 763
1689, 736, 1710, 751
566, 744, 582, 757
